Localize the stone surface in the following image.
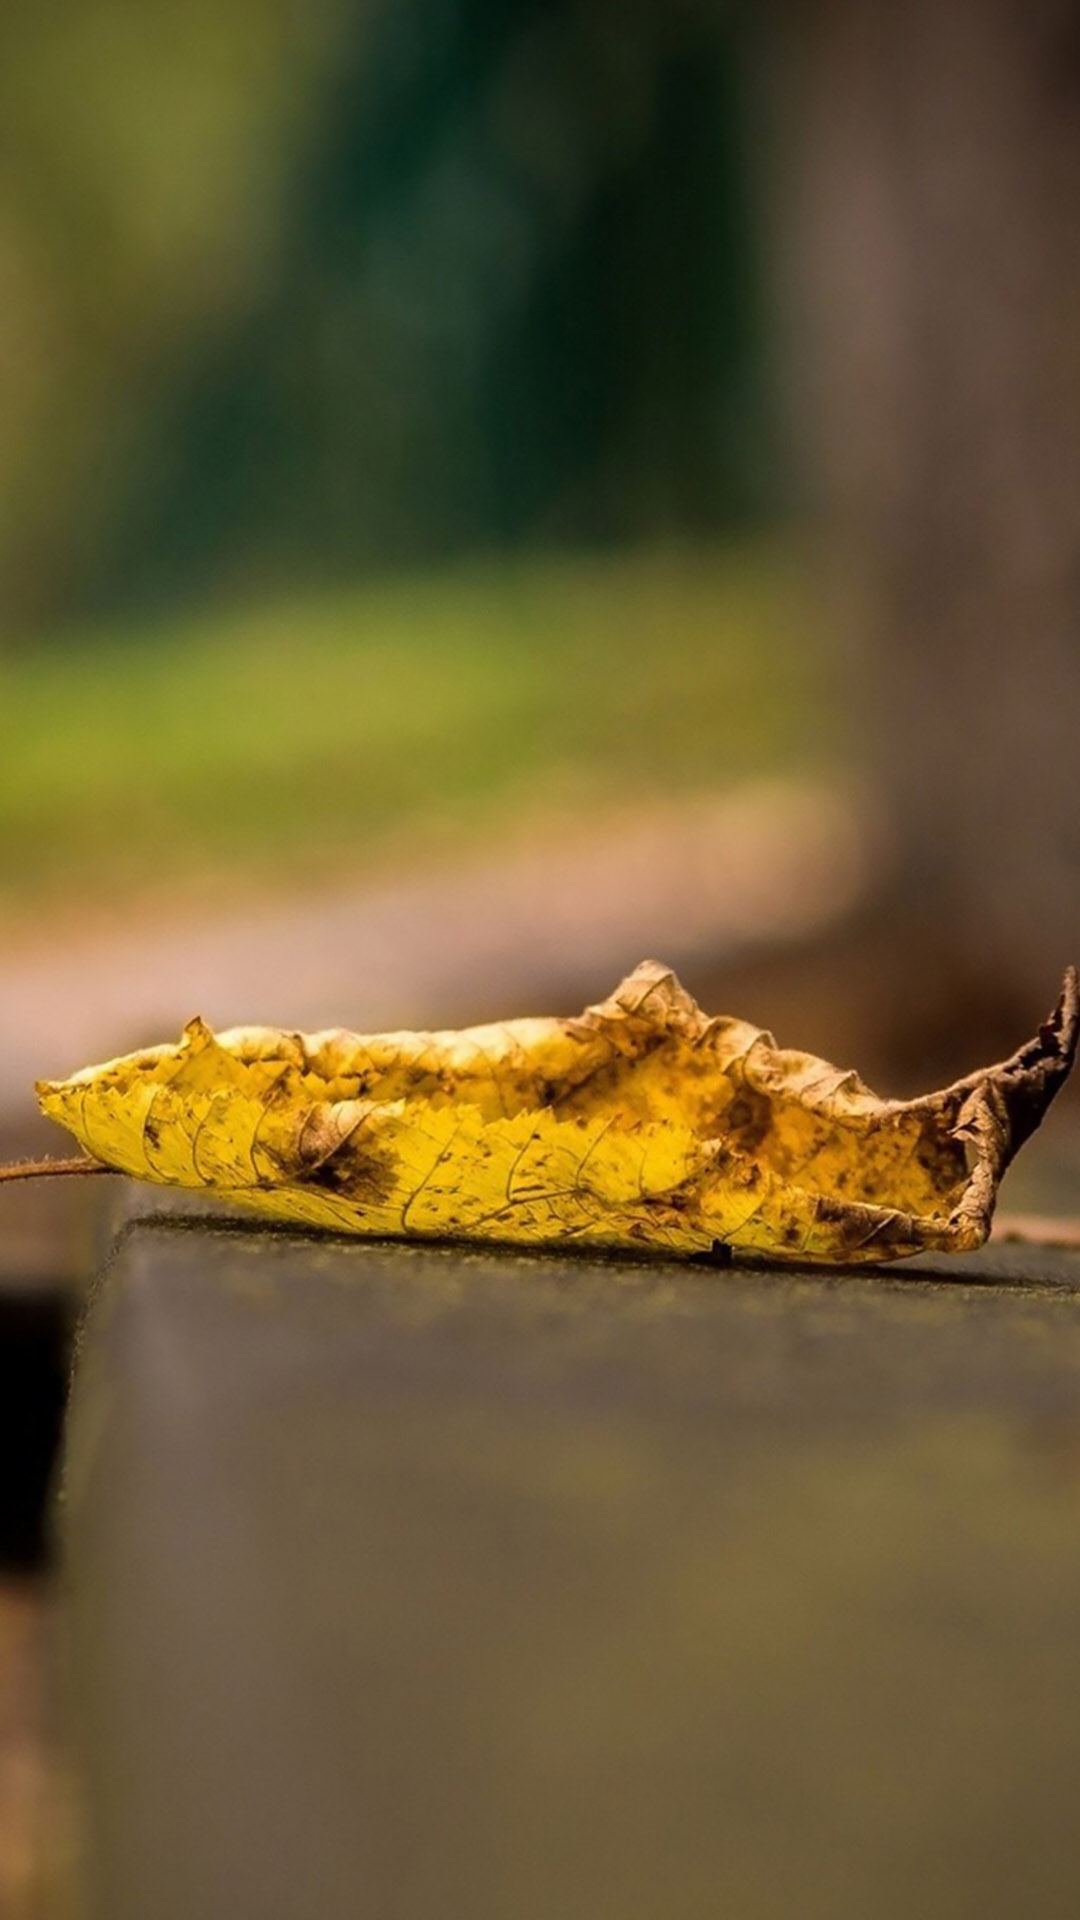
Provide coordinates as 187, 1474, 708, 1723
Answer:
63, 1212, 1080, 1920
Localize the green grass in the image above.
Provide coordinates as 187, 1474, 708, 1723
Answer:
0, 541, 837, 911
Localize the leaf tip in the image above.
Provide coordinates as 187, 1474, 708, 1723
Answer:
1031, 965, 1080, 1096
1054, 964, 1079, 1062
984, 963, 1080, 1164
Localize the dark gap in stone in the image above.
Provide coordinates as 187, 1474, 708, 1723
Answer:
0, 1288, 72, 1570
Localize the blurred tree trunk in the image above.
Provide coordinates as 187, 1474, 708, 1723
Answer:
776, 0, 1080, 1061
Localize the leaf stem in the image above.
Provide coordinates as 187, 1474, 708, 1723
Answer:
0, 1156, 116, 1184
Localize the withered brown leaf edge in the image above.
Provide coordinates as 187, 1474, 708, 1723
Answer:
930, 962, 1079, 1252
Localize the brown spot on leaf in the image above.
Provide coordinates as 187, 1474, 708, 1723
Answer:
285, 1104, 400, 1204
722, 1087, 773, 1156
914, 1119, 966, 1186
813, 1194, 898, 1258
301, 1132, 398, 1204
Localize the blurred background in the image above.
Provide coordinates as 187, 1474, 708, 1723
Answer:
1, 0, 1078, 1908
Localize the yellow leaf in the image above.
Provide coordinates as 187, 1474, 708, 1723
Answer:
35, 960, 1078, 1265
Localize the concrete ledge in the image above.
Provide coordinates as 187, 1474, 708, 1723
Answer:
62, 1213, 1080, 1920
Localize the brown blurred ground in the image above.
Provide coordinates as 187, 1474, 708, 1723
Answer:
0, 1585, 60, 1920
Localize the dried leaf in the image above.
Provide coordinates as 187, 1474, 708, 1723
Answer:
36, 960, 1078, 1265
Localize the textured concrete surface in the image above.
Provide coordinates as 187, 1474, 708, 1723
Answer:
61, 1208, 1080, 1920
